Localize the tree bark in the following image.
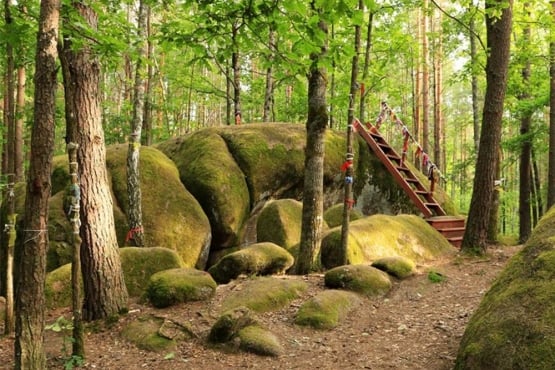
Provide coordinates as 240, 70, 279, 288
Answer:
549, 0, 555, 209
462, 0, 513, 254
359, 11, 374, 122
263, 28, 275, 122
470, 10, 481, 152
295, 6, 328, 275
421, 0, 430, 156
340, 0, 363, 267
127, 0, 148, 247
14, 0, 59, 367
232, 21, 242, 125
62, 1, 128, 321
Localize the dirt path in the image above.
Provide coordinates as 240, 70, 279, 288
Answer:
0, 245, 521, 370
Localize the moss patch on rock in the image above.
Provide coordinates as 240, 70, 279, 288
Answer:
220, 276, 307, 313
324, 265, 392, 298
106, 145, 211, 269
146, 268, 217, 308
371, 256, 416, 279
155, 129, 250, 249
238, 325, 283, 356
208, 306, 258, 343
208, 242, 294, 284
455, 206, 555, 370
121, 315, 176, 352
324, 203, 363, 228
45, 264, 78, 309
120, 247, 185, 297
295, 289, 360, 329
321, 214, 456, 269
256, 199, 303, 251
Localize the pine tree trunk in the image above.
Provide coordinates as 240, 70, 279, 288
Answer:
15, 66, 25, 181
63, 1, 128, 321
14, 0, 59, 367
548, 0, 555, 209
232, 21, 241, 125
421, 0, 430, 155
462, 0, 513, 254
127, 0, 148, 247
296, 9, 328, 275
340, 0, 362, 267
359, 11, 373, 122
531, 149, 543, 221
263, 28, 275, 122
469, 11, 481, 152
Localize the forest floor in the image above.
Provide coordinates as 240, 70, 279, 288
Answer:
0, 244, 521, 370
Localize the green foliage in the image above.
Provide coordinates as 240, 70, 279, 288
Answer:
45, 317, 84, 370
427, 270, 447, 284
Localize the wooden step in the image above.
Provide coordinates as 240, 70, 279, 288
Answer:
425, 216, 466, 248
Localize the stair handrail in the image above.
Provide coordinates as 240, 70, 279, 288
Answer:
369, 101, 445, 193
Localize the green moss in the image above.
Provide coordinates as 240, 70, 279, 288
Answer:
220, 276, 307, 313
208, 242, 294, 284
146, 268, 217, 308
324, 265, 392, 297
238, 325, 283, 356
294, 289, 360, 329
256, 199, 303, 251
321, 214, 455, 269
120, 247, 185, 297
455, 206, 555, 369
156, 129, 250, 248
106, 145, 211, 268
122, 315, 176, 352
372, 256, 416, 279
323, 203, 363, 228
208, 306, 258, 343
45, 264, 79, 309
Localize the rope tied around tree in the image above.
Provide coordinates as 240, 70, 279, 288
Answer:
126, 226, 144, 243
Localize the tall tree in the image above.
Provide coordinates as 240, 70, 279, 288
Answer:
340, 0, 363, 267
549, 0, 555, 209
127, 0, 148, 247
3, 0, 15, 176
518, 2, 532, 243
462, 0, 513, 254
295, 2, 328, 274
14, 0, 59, 367
61, 1, 128, 320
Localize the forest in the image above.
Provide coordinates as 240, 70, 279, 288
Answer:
1, 0, 555, 368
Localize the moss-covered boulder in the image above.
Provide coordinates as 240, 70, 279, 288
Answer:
256, 199, 303, 251
324, 265, 392, 297
220, 276, 307, 313
45, 264, 76, 309
321, 214, 456, 269
208, 242, 294, 284
238, 325, 283, 356
106, 145, 211, 269
324, 203, 363, 228
208, 306, 258, 343
122, 315, 182, 352
455, 206, 555, 370
155, 129, 250, 249
120, 247, 185, 297
371, 256, 416, 279
295, 289, 360, 329
146, 268, 217, 308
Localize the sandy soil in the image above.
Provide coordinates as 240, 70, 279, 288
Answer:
0, 244, 521, 370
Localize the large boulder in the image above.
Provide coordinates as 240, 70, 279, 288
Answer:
45, 145, 211, 271
106, 145, 211, 268
155, 129, 250, 249
156, 124, 352, 253
320, 214, 456, 269
208, 242, 294, 284
455, 206, 555, 370
256, 199, 304, 251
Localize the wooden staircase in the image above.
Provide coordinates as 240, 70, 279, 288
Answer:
353, 119, 465, 247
